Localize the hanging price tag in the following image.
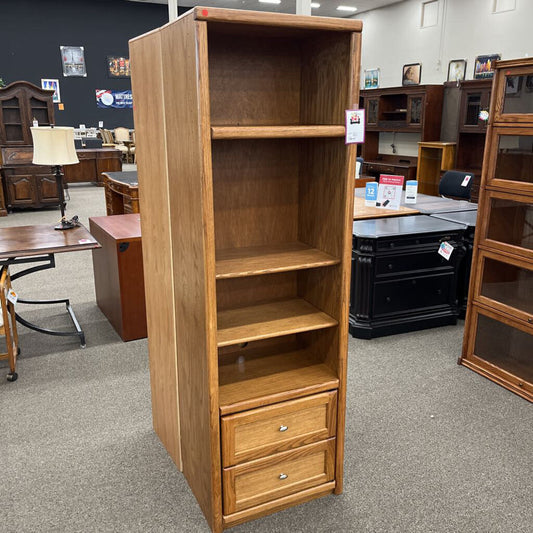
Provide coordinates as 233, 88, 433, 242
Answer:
461, 175, 472, 187
6, 288, 18, 304
438, 241, 454, 261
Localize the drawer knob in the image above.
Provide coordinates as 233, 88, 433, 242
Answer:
528, 318, 533, 324
388, 263, 393, 270
279, 425, 288, 432
279, 473, 288, 480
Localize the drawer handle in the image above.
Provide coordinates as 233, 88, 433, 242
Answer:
528, 318, 533, 324
279, 473, 288, 480
279, 425, 288, 432
388, 264, 393, 270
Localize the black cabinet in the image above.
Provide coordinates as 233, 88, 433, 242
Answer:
349, 215, 466, 339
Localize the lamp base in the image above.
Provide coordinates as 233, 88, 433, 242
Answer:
55, 215, 80, 231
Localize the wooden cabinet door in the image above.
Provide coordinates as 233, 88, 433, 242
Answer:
37, 174, 60, 204
365, 97, 379, 126
5, 172, 36, 206
407, 94, 424, 126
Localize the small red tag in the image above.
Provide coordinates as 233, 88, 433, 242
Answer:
202, 9, 208, 16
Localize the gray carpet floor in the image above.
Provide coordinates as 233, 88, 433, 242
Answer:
0, 182, 532, 533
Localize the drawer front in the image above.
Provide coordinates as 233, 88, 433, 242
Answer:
223, 438, 335, 514
375, 250, 451, 276
221, 391, 337, 467
373, 273, 454, 316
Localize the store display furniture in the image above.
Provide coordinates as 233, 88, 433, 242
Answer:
353, 195, 419, 220
461, 58, 533, 402
360, 85, 444, 181
62, 148, 122, 185
416, 142, 456, 196
455, 79, 493, 202
431, 210, 477, 318
0, 265, 19, 382
350, 215, 465, 339
102, 171, 139, 215
0, 175, 7, 216
130, 7, 361, 532
89, 214, 146, 342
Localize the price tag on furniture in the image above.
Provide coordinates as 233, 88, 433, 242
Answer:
6, 288, 18, 304
438, 241, 454, 261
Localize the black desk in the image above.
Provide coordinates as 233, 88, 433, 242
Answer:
431, 210, 478, 318
350, 215, 466, 338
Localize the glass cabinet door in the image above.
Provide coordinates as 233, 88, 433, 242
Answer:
464, 92, 483, 127
365, 98, 379, 125
407, 95, 422, 125
503, 74, 533, 115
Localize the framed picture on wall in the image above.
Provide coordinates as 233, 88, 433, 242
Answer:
60, 46, 87, 77
106, 56, 131, 78
474, 54, 501, 79
402, 63, 421, 86
447, 59, 467, 82
41, 79, 61, 103
364, 68, 380, 89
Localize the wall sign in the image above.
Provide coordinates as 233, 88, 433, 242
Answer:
96, 89, 133, 109
60, 46, 87, 77
107, 56, 131, 78
41, 79, 61, 103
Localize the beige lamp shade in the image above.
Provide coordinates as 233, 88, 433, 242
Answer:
31, 126, 79, 165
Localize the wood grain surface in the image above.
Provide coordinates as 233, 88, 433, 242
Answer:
211, 125, 345, 139
353, 196, 420, 220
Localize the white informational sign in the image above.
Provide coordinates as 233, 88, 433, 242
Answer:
6, 288, 18, 305
365, 182, 378, 206
438, 241, 454, 261
405, 180, 418, 204
377, 175, 405, 210
461, 175, 472, 187
345, 109, 365, 144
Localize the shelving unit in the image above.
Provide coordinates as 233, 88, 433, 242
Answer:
461, 58, 533, 402
130, 7, 361, 532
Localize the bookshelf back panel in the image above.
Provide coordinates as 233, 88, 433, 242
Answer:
212, 139, 299, 249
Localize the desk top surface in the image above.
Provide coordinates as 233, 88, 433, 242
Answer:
89, 214, 141, 240
102, 171, 138, 186
430, 210, 478, 227
353, 196, 419, 220
353, 215, 466, 238
0, 224, 99, 259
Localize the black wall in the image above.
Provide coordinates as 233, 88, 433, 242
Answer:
1, 0, 189, 128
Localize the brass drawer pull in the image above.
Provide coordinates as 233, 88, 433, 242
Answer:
279, 473, 288, 480
279, 425, 288, 432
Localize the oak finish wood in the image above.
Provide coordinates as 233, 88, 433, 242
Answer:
211, 126, 345, 139
416, 142, 456, 197
353, 196, 420, 220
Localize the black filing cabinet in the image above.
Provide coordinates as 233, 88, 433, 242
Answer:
350, 215, 466, 338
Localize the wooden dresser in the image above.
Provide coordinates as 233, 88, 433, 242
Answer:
130, 7, 361, 531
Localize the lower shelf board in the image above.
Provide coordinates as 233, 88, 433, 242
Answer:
219, 347, 339, 415
217, 298, 338, 347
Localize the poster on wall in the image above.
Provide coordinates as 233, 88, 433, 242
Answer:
41, 79, 61, 103
96, 89, 133, 109
106, 56, 131, 78
474, 54, 501, 79
60, 46, 87, 77
364, 68, 379, 89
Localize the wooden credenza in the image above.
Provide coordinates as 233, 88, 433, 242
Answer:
63, 148, 122, 185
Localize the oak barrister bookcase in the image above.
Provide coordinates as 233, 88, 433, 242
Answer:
130, 7, 362, 532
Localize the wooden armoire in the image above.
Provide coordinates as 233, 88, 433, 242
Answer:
130, 7, 362, 532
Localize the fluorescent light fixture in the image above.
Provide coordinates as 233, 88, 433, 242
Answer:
311, 2, 321, 7
337, 5, 358, 12
259, 0, 281, 4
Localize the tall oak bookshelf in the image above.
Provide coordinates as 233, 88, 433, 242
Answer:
130, 7, 362, 531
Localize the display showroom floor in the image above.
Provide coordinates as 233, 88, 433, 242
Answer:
0, 182, 531, 533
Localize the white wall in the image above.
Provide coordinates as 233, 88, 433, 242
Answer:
357, 0, 533, 88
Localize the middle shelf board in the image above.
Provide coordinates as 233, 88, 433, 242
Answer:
217, 298, 338, 347
215, 242, 340, 279
211, 125, 346, 140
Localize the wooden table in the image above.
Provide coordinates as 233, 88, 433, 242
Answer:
353, 196, 419, 220
102, 171, 139, 215
63, 148, 123, 186
89, 214, 146, 341
0, 224, 100, 346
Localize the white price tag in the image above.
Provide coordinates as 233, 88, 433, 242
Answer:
461, 175, 472, 187
6, 288, 18, 304
98, 121, 104, 128
79, 124, 86, 131
32, 119, 38, 127
438, 241, 454, 261
345, 109, 365, 144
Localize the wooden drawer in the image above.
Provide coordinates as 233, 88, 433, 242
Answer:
221, 391, 337, 467
223, 438, 335, 515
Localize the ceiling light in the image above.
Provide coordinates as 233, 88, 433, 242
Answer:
259, 0, 282, 4
337, 5, 358, 12
311, 2, 321, 7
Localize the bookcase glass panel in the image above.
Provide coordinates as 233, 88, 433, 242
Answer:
503, 75, 533, 114
493, 135, 533, 184
486, 197, 533, 251
480, 257, 533, 315
465, 93, 482, 126
474, 312, 533, 382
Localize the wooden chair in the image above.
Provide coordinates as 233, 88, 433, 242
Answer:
0, 265, 19, 382
113, 127, 133, 163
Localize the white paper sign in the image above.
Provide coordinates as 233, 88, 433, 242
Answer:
6, 288, 18, 304
98, 121, 104, 128
377, 175, 405, 210
79, 124, 86, 131
461, 175, 472, 187
438, 241, 454, 261
345, 109, 365, 144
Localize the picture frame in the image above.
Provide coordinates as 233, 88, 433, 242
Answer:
106, 56, 131, 78
41, 79, 61, 103
447, 59, 467, 83
402, 63, 421, 86
505, 75, 522, 96
474, 54, 501, 79
364, 68, 379, 89
60, 46, 87, 77
524, 75, 533, 93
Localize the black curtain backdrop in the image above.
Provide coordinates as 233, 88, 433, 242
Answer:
1, 0, 189, 128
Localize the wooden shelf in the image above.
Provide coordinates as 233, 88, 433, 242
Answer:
215, 242, 339, 279
211, 125, 345, 140
219, 346, 339, 415
217, 298, 337, 347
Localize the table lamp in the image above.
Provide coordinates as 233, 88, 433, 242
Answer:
31, 125, 79, 230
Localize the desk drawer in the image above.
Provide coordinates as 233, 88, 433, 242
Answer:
375, 250, 450, 276
373, 272, 454, 316
223, 438, 335, 514
221, 391, 337, 467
